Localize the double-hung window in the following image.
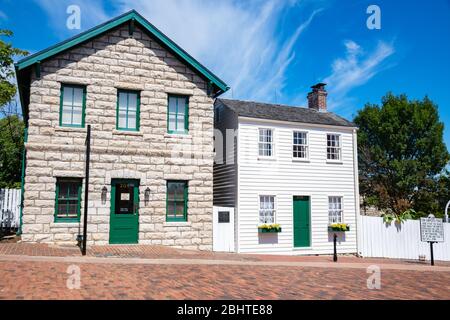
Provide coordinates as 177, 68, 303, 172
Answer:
166, 181, 188, 222
168, 95, 189, 134
327, 134, 341, 161
60, 85, 86, 127
293, 131, 308, 159
55, 178, 82, 222
328, 196, 343, 224
259, 195, 275, 224
258, 128, 274, 157
117, 90, 140, 131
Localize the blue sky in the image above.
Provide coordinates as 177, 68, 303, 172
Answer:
1, 0, 449, 147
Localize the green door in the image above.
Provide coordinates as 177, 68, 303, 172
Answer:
109, 179, 139, 244
293, 196, 310, 247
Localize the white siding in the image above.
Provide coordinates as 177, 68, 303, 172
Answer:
237, 118, 358, 254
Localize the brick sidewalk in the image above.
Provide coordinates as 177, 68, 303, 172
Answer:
1, 242, 449, 267
1, 258, 449, 299
1, 243, 449, 300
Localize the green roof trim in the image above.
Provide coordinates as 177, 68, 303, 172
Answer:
15, 10, 229, 94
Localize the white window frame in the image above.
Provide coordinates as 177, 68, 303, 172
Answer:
258, 195, 276, 224
258, 128, 275, 159
292, 131, 309, 161
327, 133, 342, 162
328, 196, 344, 224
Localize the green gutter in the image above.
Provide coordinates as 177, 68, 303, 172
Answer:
17, 126, 28, 236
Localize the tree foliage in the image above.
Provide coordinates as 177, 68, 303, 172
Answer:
0, 111, 24, 188
0, 30, 28, 107
0, 30, 27, 188
355, 93, 450, 218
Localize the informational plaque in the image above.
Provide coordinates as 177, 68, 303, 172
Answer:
420, 215, 444, 242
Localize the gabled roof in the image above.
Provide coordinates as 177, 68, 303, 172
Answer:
15, 10, 229, 94
216, 99, 356, 128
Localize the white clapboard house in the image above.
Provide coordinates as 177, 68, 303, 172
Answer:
213, 84, 360, 254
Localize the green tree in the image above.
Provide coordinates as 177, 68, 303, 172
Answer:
0, 110, 24, 188
355, 93, 450, 218
0, 30, 28, 107
0, 30, 28, 188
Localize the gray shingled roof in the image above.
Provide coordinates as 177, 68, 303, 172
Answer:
216, 99, 356, 128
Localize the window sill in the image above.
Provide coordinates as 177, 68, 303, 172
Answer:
164, 133, 192, 139
55, 126, 86, 133
326, 160, 343, 164
112, 130, 143, 136
51, 221, 80, 227
163, 221, 191, 227
258, 157, 276, 161
292, 158, 310, 163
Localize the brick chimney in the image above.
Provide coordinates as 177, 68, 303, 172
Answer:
307, 83, 327, 112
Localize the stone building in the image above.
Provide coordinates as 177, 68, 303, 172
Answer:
15, 10, 228, 249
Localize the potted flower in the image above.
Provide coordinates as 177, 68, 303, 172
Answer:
258, 223, 282, 233
328, 223, 350, 232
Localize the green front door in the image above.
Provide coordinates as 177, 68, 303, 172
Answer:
109, 179, 139, 244
293, 196, 311, 247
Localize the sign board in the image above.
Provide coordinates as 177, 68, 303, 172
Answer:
420, 215, 444, 242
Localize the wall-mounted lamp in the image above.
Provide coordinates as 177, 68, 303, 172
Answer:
144, 187, 150, 205
101, 186, 108, 204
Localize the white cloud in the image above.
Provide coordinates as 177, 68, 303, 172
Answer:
324, 39, 395, 114
34, 0, 321, 102
113, 0, 320, 101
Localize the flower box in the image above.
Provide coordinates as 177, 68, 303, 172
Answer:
328, 224, 350, 232
258, 224, 282, 233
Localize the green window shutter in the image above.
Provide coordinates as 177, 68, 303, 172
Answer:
54, 178, 82, 222
59, 84, 86, 128
166, 181, 188, 222
117, 90, 140, 131
167, 95, 189, 134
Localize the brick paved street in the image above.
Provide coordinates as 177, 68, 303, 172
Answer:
0, 244, 449, 300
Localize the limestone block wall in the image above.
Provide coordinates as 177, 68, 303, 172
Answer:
21, 25, 215, 250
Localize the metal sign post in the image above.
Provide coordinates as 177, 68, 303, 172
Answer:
82, 125, 91, 256
420, 214, 444, 266
429, 242, 435, 266
333, 233, 338, 262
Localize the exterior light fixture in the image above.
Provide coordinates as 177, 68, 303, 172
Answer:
145, 187, 151, 205
101, 186, 108, 204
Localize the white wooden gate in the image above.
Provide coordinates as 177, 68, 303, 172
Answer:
0, 188, 21, 231
213, 206, 235, 252
359, 215, 450, 261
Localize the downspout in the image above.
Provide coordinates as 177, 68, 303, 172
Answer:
352, 128, 361, 256
17, 126, 28, 235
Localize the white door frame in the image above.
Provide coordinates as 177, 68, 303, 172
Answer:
213, 206, 235, 252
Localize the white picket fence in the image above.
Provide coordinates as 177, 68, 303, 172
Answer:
359, 215, 450, 261
0, 188, 21, 231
